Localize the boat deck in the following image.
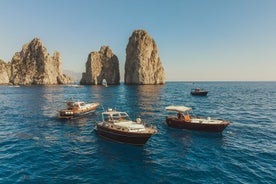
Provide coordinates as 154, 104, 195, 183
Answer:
189, 118, 224, 124
114, 121, 146, 131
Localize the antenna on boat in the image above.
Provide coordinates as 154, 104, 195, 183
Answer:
101, 105, 105, 112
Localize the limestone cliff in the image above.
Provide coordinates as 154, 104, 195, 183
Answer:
9, 38, 73, 85
80, 46, 120, 85
124, 30, 165, 84
0, 60, 11, 84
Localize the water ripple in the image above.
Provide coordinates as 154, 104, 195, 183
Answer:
0, 82, 275, 183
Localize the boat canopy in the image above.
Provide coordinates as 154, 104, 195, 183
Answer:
165, 106, 192, 112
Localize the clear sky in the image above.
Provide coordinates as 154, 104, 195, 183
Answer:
0, 0, 275, 81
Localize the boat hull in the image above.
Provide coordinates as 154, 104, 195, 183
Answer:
59, 110, 96, 119
95, 124, 153, 146
166, 117, 229, 132
190, 91, 208, 96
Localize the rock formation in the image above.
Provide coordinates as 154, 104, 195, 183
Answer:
124, 30, 165, 84
0, 59, 11, 84
80, 46, 120, 85
7, 38, 73, 85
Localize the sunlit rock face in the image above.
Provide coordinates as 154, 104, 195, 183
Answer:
9, 38, 73, 85
80, 46, 120, 85
0, 59, 11, 84
124, 30, 165, 85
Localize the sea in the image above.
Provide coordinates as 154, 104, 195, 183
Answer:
0, 82, 275, 184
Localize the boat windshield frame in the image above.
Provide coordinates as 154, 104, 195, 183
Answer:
102, 111, 131, 122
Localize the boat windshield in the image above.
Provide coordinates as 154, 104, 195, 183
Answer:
102, 112, 131, 122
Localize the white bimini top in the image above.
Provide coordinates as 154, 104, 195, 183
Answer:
165, 106, 192, 113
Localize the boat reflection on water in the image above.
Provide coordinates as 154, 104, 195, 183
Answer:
134, 85, 164, 118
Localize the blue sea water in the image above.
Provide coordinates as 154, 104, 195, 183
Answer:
0, 82, 275, 184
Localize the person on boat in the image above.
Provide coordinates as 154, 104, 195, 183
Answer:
177, 112, 181, 119
184, 115, 191, 121
177, 112, 190, 121
136, 117, 142, 124
177, 113, 184, 120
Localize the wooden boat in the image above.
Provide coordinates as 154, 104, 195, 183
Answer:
165, 106, 231, 132
191, 88, 208, 96
59, 101, 100, 119
95, 108, 157, 145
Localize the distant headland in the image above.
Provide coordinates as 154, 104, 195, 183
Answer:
0, 29, 165, 85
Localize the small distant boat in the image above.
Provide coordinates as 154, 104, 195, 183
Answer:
9, 85, 20, 87
58, 101, 100, 119
102, 79, 108, 87
165, 106, 231, 132
95, 108, 157, 145
191, 88, 208, 96
67, 84, 83, 88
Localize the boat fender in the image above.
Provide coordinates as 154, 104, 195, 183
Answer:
136, 118, 141, 124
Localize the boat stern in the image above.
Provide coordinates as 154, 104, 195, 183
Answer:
58, 109, 74, 119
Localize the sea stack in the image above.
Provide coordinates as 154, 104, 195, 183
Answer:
7, 38, 73, 85
0, 59, 11, 84
80, 46, 120, 85
124, 30, 165, 84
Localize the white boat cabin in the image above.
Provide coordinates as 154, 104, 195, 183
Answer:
102, 109, 131, 122
66, 101, 92, 110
